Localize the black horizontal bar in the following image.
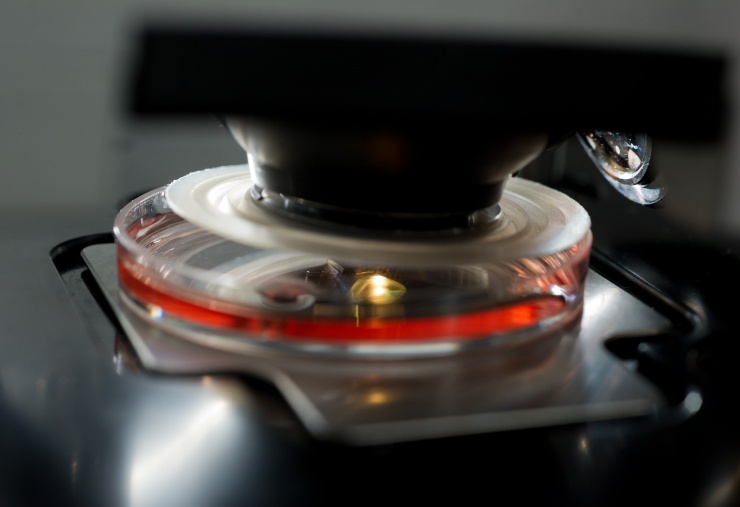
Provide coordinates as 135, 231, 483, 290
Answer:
129, 25, 728, 141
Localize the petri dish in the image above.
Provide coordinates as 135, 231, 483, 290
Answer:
113, 165, 591, 357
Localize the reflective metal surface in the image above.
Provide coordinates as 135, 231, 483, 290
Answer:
577, 130, 665, 205
0, 211, 301, 507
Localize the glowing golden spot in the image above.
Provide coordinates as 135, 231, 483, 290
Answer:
350, 274, 406, 305
365, 390, 389, 405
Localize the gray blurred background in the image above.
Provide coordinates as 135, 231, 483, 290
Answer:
1, 0, 738, 220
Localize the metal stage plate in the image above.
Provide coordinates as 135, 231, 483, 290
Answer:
83, 244, 670, 446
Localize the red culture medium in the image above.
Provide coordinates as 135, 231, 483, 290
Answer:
118, 257, 567, 343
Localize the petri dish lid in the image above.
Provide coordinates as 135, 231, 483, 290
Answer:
164, 165, 591, 266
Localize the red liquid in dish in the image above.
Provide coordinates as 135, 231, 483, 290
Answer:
118, 254, 567, 343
